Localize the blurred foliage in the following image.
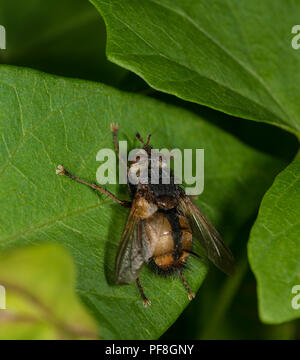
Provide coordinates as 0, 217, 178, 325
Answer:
0, 244, 99, 340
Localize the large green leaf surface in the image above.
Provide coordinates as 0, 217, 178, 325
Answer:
0, 66, 286, 339
249, 152, 300, 323
0, 244, 99, 339
92, 0, 300, 134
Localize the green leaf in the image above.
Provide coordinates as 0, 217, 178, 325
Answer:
91, 0, 300, 134
0, 244, 99, 340
0, 0, 127, 85
249, 151, 300, 324
0, 65, 286, 339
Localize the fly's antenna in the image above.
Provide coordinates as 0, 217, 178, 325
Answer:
136, 132, 145, 145
136, 132, 152, 145
146, 134, 151, 145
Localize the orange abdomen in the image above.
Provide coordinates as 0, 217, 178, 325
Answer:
143, 211, 193, 271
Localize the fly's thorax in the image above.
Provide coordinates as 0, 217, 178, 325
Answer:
156, 195, 178, 210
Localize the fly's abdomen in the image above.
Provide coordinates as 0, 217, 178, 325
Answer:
143, 210, 193, 272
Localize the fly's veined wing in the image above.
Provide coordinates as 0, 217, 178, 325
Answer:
115, 206, 145, 285
178, 196, 235, 275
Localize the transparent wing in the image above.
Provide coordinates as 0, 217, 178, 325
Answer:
178, 196, 235, 275
115, 206, 146, 285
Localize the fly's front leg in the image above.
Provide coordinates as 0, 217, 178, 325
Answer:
110, 123, 128, 171
110, 122, 120, 155
56, 165, 131, 207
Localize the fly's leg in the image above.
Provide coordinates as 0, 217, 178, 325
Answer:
136, 277, 151, 307
179, 268, 195, 300
110, 123, 128, 171
56, 165, 131, 207
110, 122, 120, 155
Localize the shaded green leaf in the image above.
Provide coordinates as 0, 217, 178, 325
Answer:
91, 0, 300, 134
0, 0, 127, 85
249, 152, 300, 323
0, 244, 99, 340
0, 65, 286, 339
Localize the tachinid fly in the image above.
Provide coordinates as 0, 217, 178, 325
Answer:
56, 124, 235, 307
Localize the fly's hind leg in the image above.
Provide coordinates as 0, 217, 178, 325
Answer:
56, 165, 131, 207
136, 277, 151, 307
179, 269, 195, 300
